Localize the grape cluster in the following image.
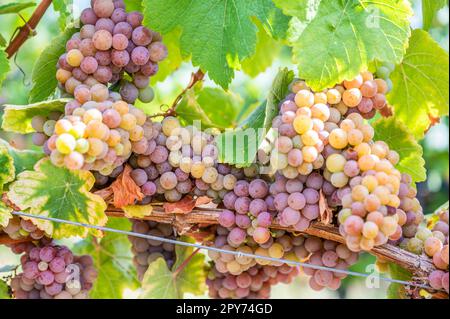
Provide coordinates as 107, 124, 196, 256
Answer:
399, 208, 449, 293
40, 87, 153, 174
10, 243, 97, 299
271, 173, 323, 231
301, 237, 358, 291
56, 0, 167, 104
427, 209, 449, 293
207, 264, 299, 299
129, 220, 176, 281
319, 120, 408, 251
0, 216, 46, 242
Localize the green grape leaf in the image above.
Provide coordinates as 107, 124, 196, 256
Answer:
0, 50, 10, 86
373, 117, 426, 183
0, 144, 15, 190
387, 263, 412, 299
388, 29, 449, 139
241, 21, 281, 77
139, 238, 206, 299
73, 218, 139, 299
273, 0, 320, 20
0, 34, 6, 47
176, 85, 242, 130
0, 138, 45, 176
52, 0, 73, 30
29, 27, 76, 103
124, 0, 142, 11
0, 2, 35, 14
422, 0, 447, 31
150, 28, 184, 85
217, 68, 294, 166
1, 98, 69, 133
290, 0, 412, 91
0, 280, 10, 299
0, 201, 13, 228
143, 0, 289, 88
7, 159, 107, 239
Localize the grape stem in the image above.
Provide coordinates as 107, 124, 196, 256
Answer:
172, 248, 200, 277
5, 0, 53, 59
150, 69, 205, 118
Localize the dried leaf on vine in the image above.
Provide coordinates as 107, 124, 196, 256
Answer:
111, 165, 144, 208
163, 196, 211, 215
319, 190, 333, 225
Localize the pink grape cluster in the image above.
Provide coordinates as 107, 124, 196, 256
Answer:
10, 243, 98, 299
207, 264, 299, 299
399, 208, 448, 293
258, 71, 390, 178
0, 216, 46, 242
129, 220, 176, 281
44, 87, 152, 173
270, 172, 323, 232
301, 237, 359, 291
56, 0, 167, 104
95, 116, 243, 204
427, 209, 449, 293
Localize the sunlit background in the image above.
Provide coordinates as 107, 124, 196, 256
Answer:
0, 0, 448, 299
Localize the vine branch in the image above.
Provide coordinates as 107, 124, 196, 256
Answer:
5, 0, 53, 59
149, 69, 205, 118
104, 205, 437, 279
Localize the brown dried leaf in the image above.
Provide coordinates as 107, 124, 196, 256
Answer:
164, 196, 212, 215
425, 114, 440, 133
379, 104, 393, 117
110, 165, 144, 208
319, 190, 333, 225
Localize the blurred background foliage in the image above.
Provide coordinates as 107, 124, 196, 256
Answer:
0, 0, 448, 299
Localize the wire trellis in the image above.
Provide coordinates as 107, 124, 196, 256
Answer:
9, 211, 438, 291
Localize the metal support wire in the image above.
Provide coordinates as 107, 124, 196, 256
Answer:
11, 211, 437, 291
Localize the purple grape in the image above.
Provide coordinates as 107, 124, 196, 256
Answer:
303, 188, 319, 204
148, 42, 168, 62
113, 21, 133, 39
287, 192, 306, 210
249, 179, 269, 199
131, 46, 150, 65
302, 204, 319, 220
95, 18, 115, 33
235, 214, 251, 229
132, 26, 153, 46
234, 181, 249, 197
257, 212, 272, 228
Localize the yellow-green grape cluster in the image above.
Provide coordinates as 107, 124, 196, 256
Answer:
48, 85, 148, 173
56, 0, 166, 104
30, 112, 63, 149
